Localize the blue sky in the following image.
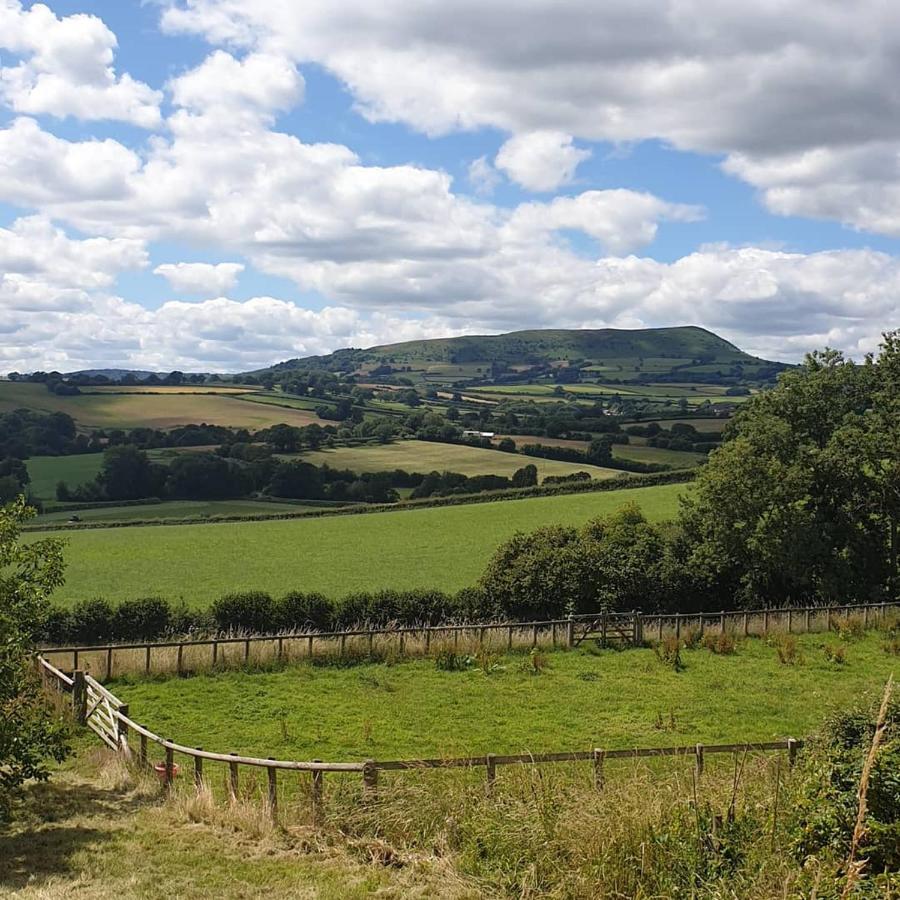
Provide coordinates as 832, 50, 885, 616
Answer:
1, 0, 899, 370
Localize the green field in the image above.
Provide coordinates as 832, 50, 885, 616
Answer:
0, 382, 327, 430
34, 499, 314, 524
612, 444, 707, 467
42, 481, 684, 605
295, 440, 622, 479
111, 633, 895, 761
26, 453, 104, 499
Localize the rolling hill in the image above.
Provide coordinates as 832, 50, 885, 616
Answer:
255, 326, 786, 384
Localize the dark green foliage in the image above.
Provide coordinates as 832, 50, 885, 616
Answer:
210, 591, 277, 633
0, 498, 68, 819
682, 332, 900, 605
69, 598, 115, 643
278, 591, 334, 631
790, 689, 899, 874
111, 597, 171, 641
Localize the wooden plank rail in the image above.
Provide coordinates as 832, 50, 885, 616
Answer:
38, 653, 806, 825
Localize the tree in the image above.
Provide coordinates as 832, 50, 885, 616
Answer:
587, 436, 613, 465
511, 464, 538, 488
680, 334, 899, 605
98, 445, 166, 501
0, 498, 68, 818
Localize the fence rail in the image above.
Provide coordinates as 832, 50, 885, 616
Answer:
37, 655, 802, 821
39, 600, 899, 680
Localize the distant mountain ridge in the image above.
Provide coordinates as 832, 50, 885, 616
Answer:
254, 326, 786, 383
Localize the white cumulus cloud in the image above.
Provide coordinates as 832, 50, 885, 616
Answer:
495, 131, 591, 192
154, 262, 245, 295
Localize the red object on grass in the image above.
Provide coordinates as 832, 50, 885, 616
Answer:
153, 762, 180, 781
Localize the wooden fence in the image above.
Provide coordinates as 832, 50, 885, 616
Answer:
37, 655, 802, 822
39, 600, 899, 681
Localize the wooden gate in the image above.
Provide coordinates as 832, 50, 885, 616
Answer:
570, 612, 638, 647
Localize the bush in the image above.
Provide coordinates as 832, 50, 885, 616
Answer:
434, 648, 471, 671
278, 591, 334, 631
701, 630, 737, 654
829, 613, 865, 640
771, 632, 802, 665
680, 625, 701, 649
790, 688, 899, 874
822, 643, 846, 664
111, 597, 170, 641
69, 598, 115, 643
210, 591, 276, 633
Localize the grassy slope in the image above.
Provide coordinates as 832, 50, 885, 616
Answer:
111, 634, 896, 761
44, 482, 684, 606
295, 441, 622, 479
0, 383, 325, 430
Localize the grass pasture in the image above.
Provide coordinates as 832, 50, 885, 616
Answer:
110, 633, 895, 762
41, 481, 684, 605
0, 382, 327, 430
26, 453, 104, 499
294, 440, 623, 479
34, 499, 315, 524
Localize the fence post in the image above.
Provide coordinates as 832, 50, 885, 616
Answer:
267, 759, 278, 815
277, 636, 284, 662
139, 729, 148, 768
106, 647, 113, 681
634, 612, 643, 646
864, 605, 870, 629
194, 748, 203, 788
551, 622, 557, 647
566, 615, 575, 648
804, 607, 810, 633
763, 609, 770, 633
698, 615, 705, 638
244, 639, 250, 663
228, 754, 239, 801
485, 754, 496, 795
658, 616, 664, 642
212, 640, 218, 667
508, 624, 514, 650
788, 609, 793, 634
363, 759, 379, 799
367, 632, 374, 658
787, 738, 799, 768
675, 614, 682, 640
532, 623, 539, 647
145, 645, 151, 675
425, 628, 432, 653
164, 746, 174, 792
72, 670, 87, 724
593, 749, 605, 790
743, 611, 749, 637
177, 643, 184, 675
720, 611, 726, 633
695, 744, 704, 778
311, 761, 324, 826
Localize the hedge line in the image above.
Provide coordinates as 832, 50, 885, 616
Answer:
26, 469, 696, 533
42, 589, 500, 644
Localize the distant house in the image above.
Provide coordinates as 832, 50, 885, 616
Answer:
463, 430, 495, 438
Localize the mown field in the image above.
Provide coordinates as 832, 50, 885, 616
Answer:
0, 382, 326, 430
41, 481, 684, 605
26, 454, 105, 499
295, 440, 622, 479
111, 633, 896, 761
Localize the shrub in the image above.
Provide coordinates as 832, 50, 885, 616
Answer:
278, 592, 334, 631
210, 591, 276, 633
822, 643, 846, 665
69, 598, 115, 643
789, 688, 899, 874
111, 597, 170, 641
42, 607, 73, 644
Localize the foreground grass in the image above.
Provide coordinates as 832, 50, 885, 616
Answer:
0, 745, 465, 899
44, 481, 683, 606
111, 633, 896, 762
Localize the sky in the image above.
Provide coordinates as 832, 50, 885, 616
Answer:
1, 1, 899, 372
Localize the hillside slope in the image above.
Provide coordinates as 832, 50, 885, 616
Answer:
256, 326, 785, 383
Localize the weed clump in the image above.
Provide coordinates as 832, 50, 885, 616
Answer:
652, 635, 684, 671
829, 613, 865, 640
434, 648, 471, 672
701, 631, 737, 655
822, 643, 846, 665
771, 633, 802, 665
680, 625, 701, 649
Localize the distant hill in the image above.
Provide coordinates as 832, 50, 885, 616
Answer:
254, 326, 787, 384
